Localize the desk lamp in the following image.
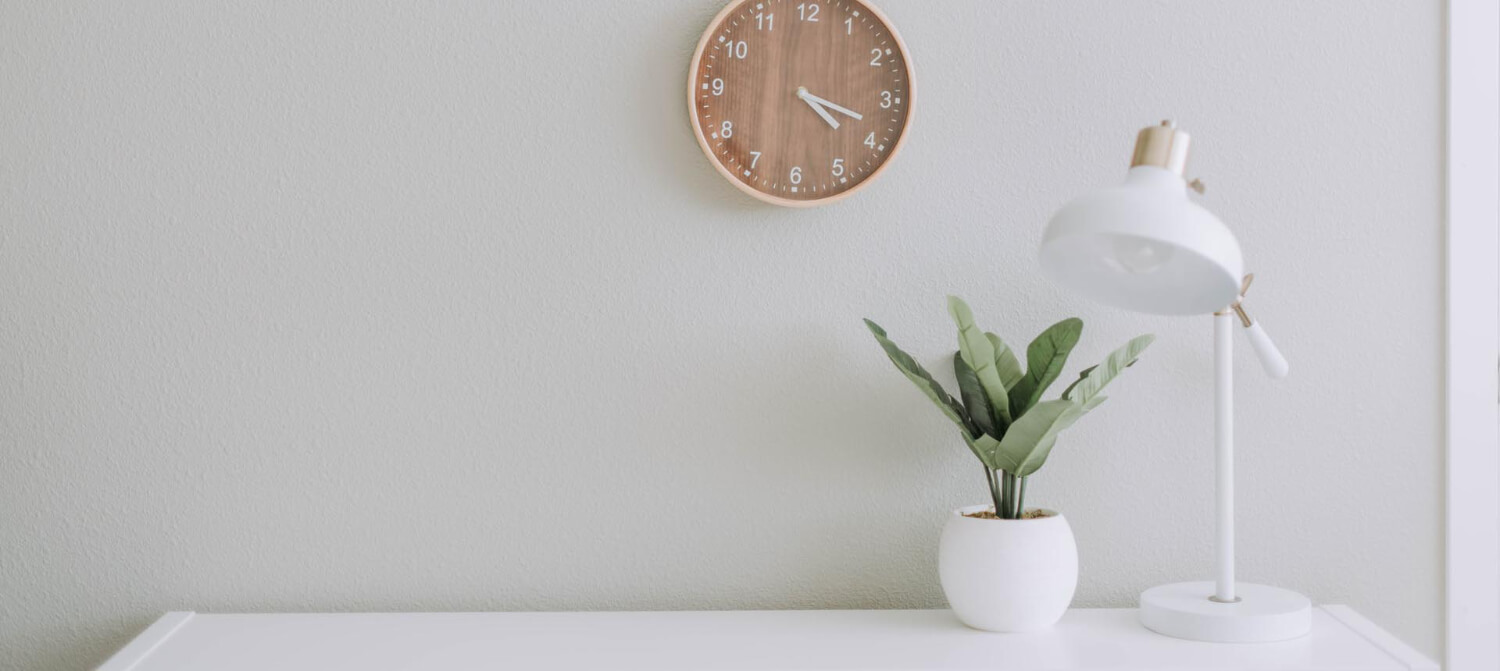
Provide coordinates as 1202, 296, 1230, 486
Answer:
1039, 121, 1311, 643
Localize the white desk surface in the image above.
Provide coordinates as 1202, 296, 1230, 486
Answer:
100, 606, 1437, 671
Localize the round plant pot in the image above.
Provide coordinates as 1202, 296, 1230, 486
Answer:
938, 504, 1079, 632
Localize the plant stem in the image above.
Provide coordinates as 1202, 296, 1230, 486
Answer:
1000, 472, 1016, 519
984, 467, 1002, 515
1015, 477, 1028, 518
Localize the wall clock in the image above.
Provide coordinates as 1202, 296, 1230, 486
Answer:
687, 0, 914, 207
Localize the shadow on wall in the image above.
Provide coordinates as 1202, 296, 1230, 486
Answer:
693, 320, 958, 608
628, 3, 769, 212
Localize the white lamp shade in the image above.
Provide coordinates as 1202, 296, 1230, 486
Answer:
1040, 166, 1244, 315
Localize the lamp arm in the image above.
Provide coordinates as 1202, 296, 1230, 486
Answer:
1231, 303, 1290, 379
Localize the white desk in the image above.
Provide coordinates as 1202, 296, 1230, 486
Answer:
100, 607, 1437, 670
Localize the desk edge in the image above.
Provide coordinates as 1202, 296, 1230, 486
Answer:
92, 607, 1440, 671
96, 612, 194, 671
1322, 605, 1439, 671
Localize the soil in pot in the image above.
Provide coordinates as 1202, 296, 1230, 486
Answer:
962, 509, 1053, 520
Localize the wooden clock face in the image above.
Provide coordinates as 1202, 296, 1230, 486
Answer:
688, 0, 913, 207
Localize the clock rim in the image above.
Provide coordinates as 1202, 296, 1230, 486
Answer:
685, 0, 915, 208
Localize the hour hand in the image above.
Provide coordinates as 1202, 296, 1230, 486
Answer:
797, 88, 840, 129
798, 89, 863, 121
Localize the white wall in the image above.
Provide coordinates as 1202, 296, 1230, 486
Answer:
0, 1, 1444, 668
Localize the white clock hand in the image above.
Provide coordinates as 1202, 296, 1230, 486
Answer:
796, 88, 841, 129
798, 89, 863, 121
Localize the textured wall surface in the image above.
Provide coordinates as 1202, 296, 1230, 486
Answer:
0, 1, 1444, 668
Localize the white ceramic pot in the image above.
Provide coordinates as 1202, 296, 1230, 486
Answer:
938, 505, 1079, 632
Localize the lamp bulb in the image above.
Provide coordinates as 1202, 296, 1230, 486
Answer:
1109, 238, 1176, 274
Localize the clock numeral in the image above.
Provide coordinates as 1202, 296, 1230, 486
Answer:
721, 120, 734, 138
756, 12, 773, 31
844, 17, 853, 35
864, 132, 877, 148
832, 158, 845, 177
879, 91, 892, 109
797, 3, 819, 22
711, 78, 724, 96
790, 166, 803, 185
749, 151, 762, 169
727, 40, 748, 59
869, 48, 883, 67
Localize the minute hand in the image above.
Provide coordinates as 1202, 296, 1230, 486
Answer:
799, 96, 841, 129
798, 91, 863, 121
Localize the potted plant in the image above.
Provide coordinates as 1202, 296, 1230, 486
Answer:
864, 296, 1154, 632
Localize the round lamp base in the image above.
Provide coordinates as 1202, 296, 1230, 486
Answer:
1140, 581, 1312, 643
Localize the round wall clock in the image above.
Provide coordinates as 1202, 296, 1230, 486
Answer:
687, 0, 914, 207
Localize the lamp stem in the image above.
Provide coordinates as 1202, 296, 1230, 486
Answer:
1213, 312, 1237, 602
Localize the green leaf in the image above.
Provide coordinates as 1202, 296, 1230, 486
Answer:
994, 399, 1085, 477
985, 332, 1025, 391
864, 319, 976, 438
953, 353, 998, 438
1009, 318, 1084, 416
1060, 366, 1098, 401
947, 297, 1011, 426
1083, 395, 1108, 412
1063, 334, 1156, 404
965, 432, 1002, 470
